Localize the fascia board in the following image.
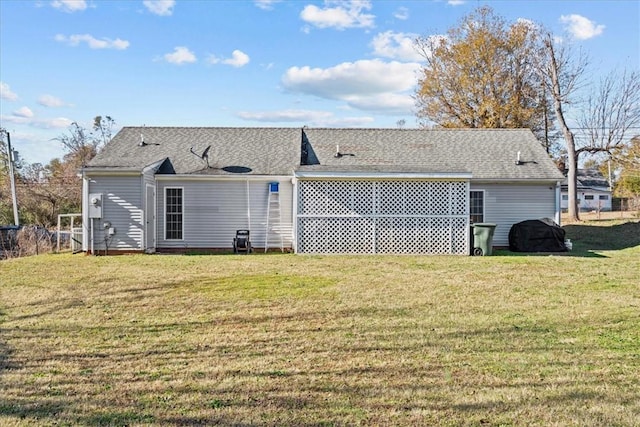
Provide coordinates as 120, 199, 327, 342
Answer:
472, 178, 563, 184
154, 174, 293, 182
83, 168, 141, 177
294, 171, 472, 180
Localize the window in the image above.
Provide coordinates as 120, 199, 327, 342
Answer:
599, 195, 609, 200
584, 195, 594, 200
165, 188, 183, 240
470, 190, 484, 223
562, 195, 568, 201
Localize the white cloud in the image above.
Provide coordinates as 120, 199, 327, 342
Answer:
237, 109, 334, 122
254, 0, 281, 10
143, 0, 175, 16
323, 116, 375, 127
0, 115, 72, 129
371, 31, 423, 62
282, 59, 419, 114
163, 46, 197, 64
300, 0, 375, 30
51, 0, 87, 12
208, 50, 250, 67
0, 81, 18, 101
560, 14, 605, 40
43, 117, 74, 129
38, 94, 66, 108
13, 107, 34, 118
283, 59, 418, 97
224, 50, 250, 67
55, 34, 130, 50
341, 92, 414, 113
393, 7, 409, 20
447, 0, 465, 5
236, 109, 374, 127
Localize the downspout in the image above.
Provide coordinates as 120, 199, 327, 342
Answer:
555, 181, 561, 225
246, 180, 251, 231
91, 218, 95, 255
82, 174, 90, 252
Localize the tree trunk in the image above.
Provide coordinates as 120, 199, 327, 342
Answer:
566, 141, 579, 221
546, 38, 580, 221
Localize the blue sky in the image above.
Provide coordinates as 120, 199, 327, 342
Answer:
1, 0, 638, 165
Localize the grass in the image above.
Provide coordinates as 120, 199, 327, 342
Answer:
0, 219, 639, 426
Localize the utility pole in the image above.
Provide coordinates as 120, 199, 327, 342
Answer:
6, 132, 20, 226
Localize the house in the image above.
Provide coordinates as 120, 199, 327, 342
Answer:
82, 127, 563, 255
561, 168, 612, 212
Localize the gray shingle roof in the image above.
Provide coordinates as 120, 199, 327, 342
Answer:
300, 128, 563, 180
86, 127, 563, 181
86, 127, 301, 175
561, 168, 611, 190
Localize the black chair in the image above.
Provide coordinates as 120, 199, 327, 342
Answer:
233, 230, 251, 254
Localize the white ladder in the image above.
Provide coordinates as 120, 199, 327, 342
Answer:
265, 183, 284, 252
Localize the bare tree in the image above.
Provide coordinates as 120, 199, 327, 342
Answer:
93, 115, 116, 148
53, 116, 115, 168
53, 122, 97, 168
543, 33, 640, 221
541, 34, 589, 221
579, 69, 640, 156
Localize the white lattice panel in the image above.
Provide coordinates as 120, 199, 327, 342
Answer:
297, 179, 469, 255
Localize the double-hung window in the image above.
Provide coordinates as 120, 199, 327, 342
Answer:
165, 187, 183, 240
470, 190, 484, 223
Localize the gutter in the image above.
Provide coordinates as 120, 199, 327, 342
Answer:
294, 171, 473, 180
83, 167, 142, 177
154, 174, 293, 182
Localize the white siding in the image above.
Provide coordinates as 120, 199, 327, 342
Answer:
87, 176, 144, 251
561, 189, 612, 212
471, 183, 557, 247
156, 179, 293, 250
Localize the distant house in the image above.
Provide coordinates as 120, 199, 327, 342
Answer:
561, 169, 612, 212
82, 127, 563, 255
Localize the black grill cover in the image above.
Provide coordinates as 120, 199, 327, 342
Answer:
508, 219, 567, 252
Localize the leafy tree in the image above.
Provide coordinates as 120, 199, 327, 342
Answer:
414, 7, 553, 145
612, 136, 640, 204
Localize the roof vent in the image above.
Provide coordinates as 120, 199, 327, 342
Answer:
334, 144, 342, 158
515, 151, 537, 166
139, 133, 147, 147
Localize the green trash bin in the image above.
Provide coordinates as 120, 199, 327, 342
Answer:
471, 223, 497, 256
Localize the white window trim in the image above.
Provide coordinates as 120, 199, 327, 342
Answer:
470, 190, 485, 224
164, 186, 184, 241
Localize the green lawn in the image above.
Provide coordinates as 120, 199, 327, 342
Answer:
1, 220, 639, 426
